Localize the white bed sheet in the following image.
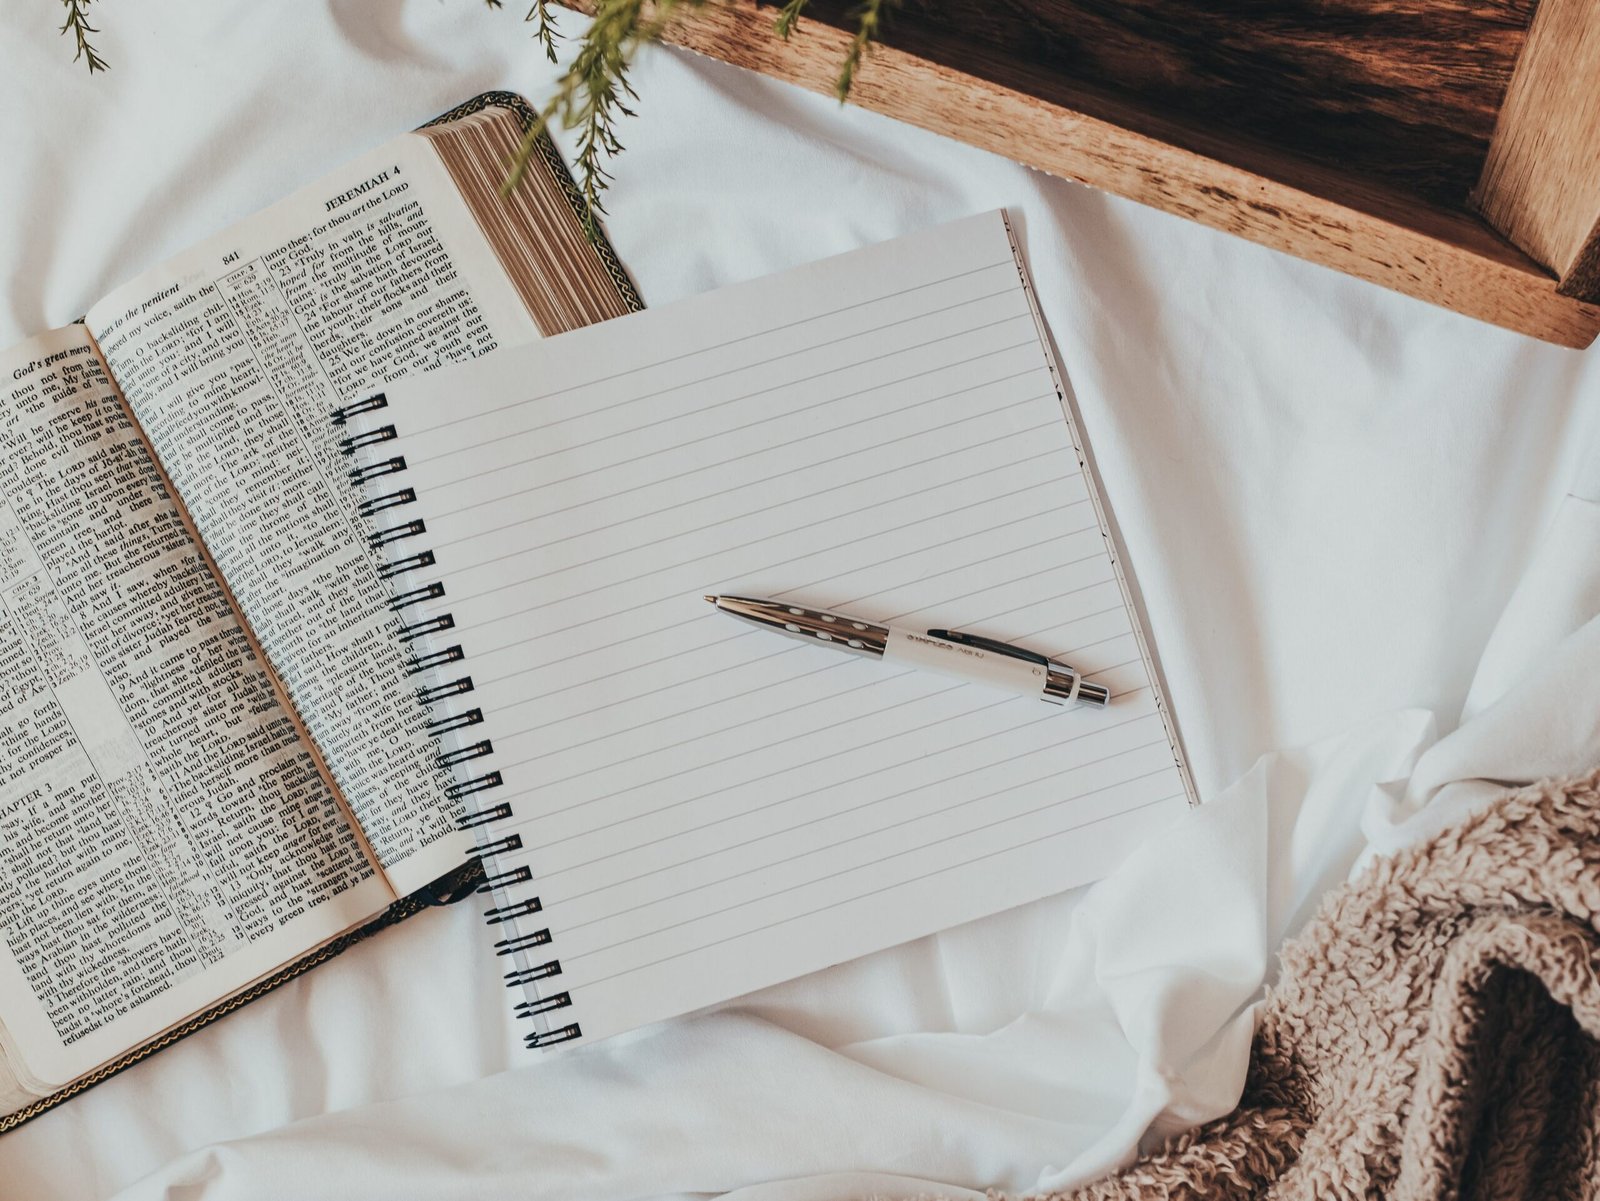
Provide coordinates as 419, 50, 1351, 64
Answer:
2, 3, 1599, 1199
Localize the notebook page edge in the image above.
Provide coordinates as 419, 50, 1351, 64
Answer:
995, 211, 1200, 809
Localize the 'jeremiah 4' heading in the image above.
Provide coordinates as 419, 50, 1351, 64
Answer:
325, 170, 392, 213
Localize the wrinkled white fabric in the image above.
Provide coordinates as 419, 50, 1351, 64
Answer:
2, 3, 1599, 1199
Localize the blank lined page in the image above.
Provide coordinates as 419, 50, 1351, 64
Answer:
368, 212, 1193, 1044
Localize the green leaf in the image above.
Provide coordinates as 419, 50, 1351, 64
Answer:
774, 0, 809, 41
60, 0, 108, 73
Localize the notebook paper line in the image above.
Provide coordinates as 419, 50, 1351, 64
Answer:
493, 630, 1128, 782
471, 566, 1123, 690
495, 657, 1150, 834
482, 534, 1115, 726
553, 746, 1174, 936
498, 598, 1135, 746
521, 675, 1149, 883
407, 257, 1019, 439
565, 792, 1187, 984
444, 482, 1081, 614
424, 336, 1048, 525
499, 599, 1132, 743
499, 654, 1151, 828
418, 316, 1039, 518
443, 475, 1076, 632
534, 716, 1164, 884
416, 309, 1033, 507
406, 283, 1030, 469
495, 687, 1151, 857
485, 576, 1127, 762
423, 369, 1052, 554
475, 517, 1108, 661
440, 416, 1066, 582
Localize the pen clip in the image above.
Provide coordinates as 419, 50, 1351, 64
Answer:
925, 629, 1053, 667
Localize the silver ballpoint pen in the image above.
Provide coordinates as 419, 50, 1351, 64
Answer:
704, 595, 1110, 707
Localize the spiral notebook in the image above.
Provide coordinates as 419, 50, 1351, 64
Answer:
340, 211, 1195, 1048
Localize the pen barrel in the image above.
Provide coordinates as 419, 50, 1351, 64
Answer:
884, 629, 1050, 699
1047, 669, 1110, 707
713, 597, 888, 656
709, 599, 1107, 707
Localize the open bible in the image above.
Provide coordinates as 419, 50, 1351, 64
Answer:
0, 93, 637, 1128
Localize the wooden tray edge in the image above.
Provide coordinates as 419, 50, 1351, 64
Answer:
586, 0, 1600, 348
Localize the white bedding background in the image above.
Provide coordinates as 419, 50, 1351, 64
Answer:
4, 4, 1600, 1199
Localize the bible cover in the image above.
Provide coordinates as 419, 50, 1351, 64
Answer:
0, 91, 642, 1136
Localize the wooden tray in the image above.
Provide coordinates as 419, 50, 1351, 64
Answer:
584, 0, 1600, 347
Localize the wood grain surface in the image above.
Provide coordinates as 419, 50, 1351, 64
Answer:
803, 0, 1538, 211
1475, 0, 1600, 302
583, 0, 1599, 346
558, 0, 1600, 345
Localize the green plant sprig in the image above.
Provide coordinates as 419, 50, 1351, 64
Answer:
58, 0, 893, 233
503, 0, 681, 235
832, 0, 882, 100
773, 0, 809, 40
60, 0, 107, 73
486, 0, 563, 63
501, 0, 893, 234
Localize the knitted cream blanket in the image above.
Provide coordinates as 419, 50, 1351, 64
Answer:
1038, 769, 1600, 1201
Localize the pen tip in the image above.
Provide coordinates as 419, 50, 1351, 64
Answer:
703, 594, 718, 605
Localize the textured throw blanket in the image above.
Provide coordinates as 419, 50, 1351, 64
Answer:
1033, 769, 1600, 1201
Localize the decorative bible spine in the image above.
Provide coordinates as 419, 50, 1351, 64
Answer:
333, 392, 582, 1049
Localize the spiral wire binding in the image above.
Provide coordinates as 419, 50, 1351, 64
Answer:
335, 392, 581, 1050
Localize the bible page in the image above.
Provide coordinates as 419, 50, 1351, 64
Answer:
84, 132, 543, 896
356, 212, 1194, 1045
0, 328, 387, 1093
